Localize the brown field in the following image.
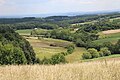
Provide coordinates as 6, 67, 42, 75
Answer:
0, 59, 120, 80
102, 29, 120, 34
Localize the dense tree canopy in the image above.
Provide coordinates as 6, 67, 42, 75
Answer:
0, 26, 37, 64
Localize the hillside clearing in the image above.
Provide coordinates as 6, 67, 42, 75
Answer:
0, 59, 120, 80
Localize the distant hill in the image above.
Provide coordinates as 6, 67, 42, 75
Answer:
0, 11, 120, 18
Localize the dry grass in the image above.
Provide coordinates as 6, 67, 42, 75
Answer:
102, 29, 120, 34
0, 59, 120, 80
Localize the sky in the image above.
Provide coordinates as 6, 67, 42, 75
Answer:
0, 0, 120, 16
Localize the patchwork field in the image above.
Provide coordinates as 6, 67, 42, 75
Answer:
27, 38, 70, 59
94, 29, 120, 44
17, 29, 120, 62
1, 59, 120, 80
26, 37, 87, 61
16, 29, 87, 62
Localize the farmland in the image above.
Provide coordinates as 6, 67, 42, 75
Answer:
16, 28, 120, 63
94, 29, 120, 44
0, 1, 120, 80
27, 37, 70, 59
26, 37, 87, 62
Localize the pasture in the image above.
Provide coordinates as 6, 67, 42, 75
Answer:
94, 29, 120, 44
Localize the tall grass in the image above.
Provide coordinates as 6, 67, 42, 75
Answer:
0, 59, 120, 80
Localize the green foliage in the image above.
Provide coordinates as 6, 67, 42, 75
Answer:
0, 26, 37, 64
114, 39, 120, 54
0, 43, 27, 65
99, 47, 111, 56
40, 53, 66, 65
41, 57, 51, 65
51, 53, 66, 65
82, 52, 92, 59
61, 52, 68, 56
88, 48, 100, 58
102, 42, 114, 53
82, 47, 112, 60
66, 44, 75, 54
75, 38, 86, 47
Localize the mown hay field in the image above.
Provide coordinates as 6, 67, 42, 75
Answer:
0, 59, 120, 80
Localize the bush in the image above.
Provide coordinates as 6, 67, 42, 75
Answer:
114, 39, 120, 54
82, 52, 92, 59
67, 47, 74, 54
61, 52, 68, 56
88, 48, 100, 58
66, 44, 75, 54
100, 47, 111, 56
51, 53, 66, 65
102, 42, 114, 53
99, 51, 104, 57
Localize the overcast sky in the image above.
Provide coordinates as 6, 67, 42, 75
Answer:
0, 0, 120, 16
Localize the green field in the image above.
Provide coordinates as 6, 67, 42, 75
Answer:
16, 29, 50, 36
65, 47, 87, 63
16, 29, 32, 35
26, 37, 87, 61
27, 38, 70, 59
94, 32, 120, 44
83, 54, 120, 62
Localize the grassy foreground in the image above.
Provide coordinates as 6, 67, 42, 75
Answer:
0, 59, 120, 80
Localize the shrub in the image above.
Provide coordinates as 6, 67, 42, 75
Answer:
61, 52, 68, 56
75, 39, 86, 47
66, 44, 75, 54
99, 51, 104, 57
51, 53, 66, 65
102, 42, 114, 53
114, 39, 120, 54
82, 52, 92, 59
88, 48, 100, 58
67, 47, 74, 54
100, 47, 111, 56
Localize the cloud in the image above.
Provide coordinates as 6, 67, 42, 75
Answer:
0, 0, 120, 16
0, 0, 6, 5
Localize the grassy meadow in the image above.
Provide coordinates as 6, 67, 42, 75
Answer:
94, 30, 120, 44
27, 37, 87, 61
0, 59, 120, 80
27, 38, 68, 59
16, 29, 32, 35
